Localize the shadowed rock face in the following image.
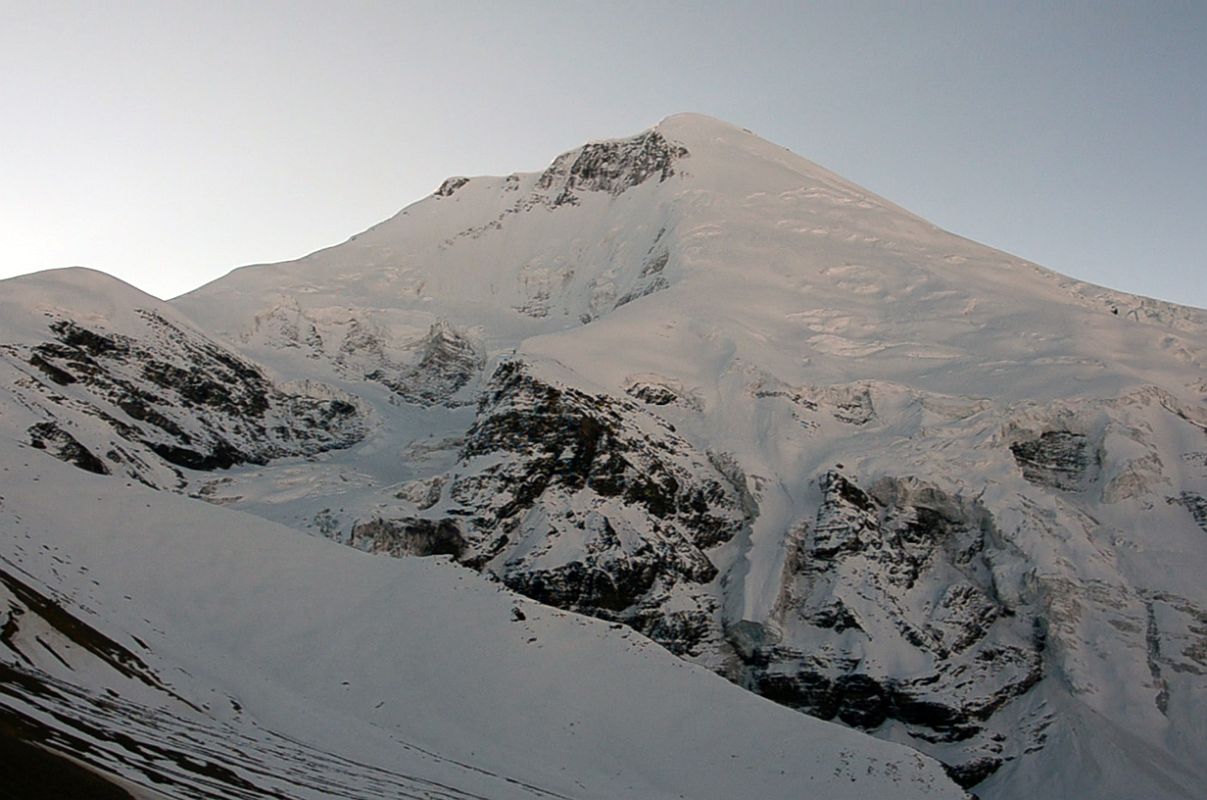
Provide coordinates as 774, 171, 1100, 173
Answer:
1171, 492, 1207, 533
4, 312, 365, 485
350, 517, 467, 558
445, 360, 743, 655
457, 362, 738, 547
27, 421, 109, 475
0, 703, 139, 800
536, 131, 688, 206
627, 381, 680, 406
433, 176, 470, 197
1010, 431, 1095, 491
732, 472, 1044, 786
376, 321, 484, 407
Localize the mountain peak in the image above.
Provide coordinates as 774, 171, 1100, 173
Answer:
655, 111, 751, 136
0, 265, 177, 342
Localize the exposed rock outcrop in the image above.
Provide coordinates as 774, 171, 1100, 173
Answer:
3, 312, 365, 486
375, 321, 484, 406
739, 472, 1043, 785
445, 360, 742, 655
536, 131, 688, 206
350, 517, 466, 558
1010, 431, 1096, 491
27, 421, 109, 475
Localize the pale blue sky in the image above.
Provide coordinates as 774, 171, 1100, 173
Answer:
2, 1, 1204, 307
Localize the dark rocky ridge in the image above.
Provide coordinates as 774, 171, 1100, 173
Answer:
374, 321, 484, 406
536, 130, 688, 207
350, 517, 467, 558
0, 705, 139, 800
441, 360, 744, 655
736, 472, 1045, 786
434, 176, 470, 197
4, 312, 365, 486
27, 421, 109, 475
1171, 492, 1207, 533
1010, 431, 1096, 491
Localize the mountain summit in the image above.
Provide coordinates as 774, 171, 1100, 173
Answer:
3, 115, 1205, 799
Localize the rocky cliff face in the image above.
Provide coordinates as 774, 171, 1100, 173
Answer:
745, 472, 1044, 785
535, 130, 688, 206
0, 306, 365, 488
438, 360, 744, 656
376, 321, 485, 406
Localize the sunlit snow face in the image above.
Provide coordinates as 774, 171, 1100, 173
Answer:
2, 4, 1205, 308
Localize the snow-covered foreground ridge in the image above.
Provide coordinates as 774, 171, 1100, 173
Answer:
0, 459, 959, 800
2, 112, 1205, 799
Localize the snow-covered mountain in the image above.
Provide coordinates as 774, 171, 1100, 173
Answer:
3, 113, 1205, 799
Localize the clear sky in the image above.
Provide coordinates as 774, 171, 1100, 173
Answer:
2, 1, 1204, 307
